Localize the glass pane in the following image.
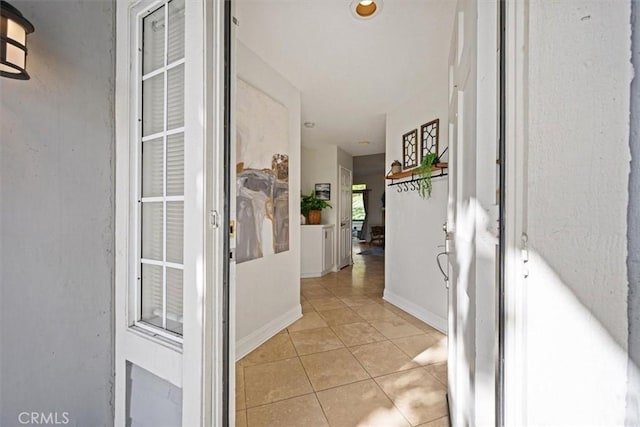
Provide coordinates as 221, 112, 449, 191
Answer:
141, 263, 163, 328
167, 64, 184, 130
143, 5, 165, 75
166, 201, 183, 263
142, 137, 164, 197
167, 0, 185, 63
166, 133, 184, 196
166, 267, 183, 334
142, 73, 165, 137
142, 202, 163, 260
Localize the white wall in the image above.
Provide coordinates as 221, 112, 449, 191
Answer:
234, 42, 302, 358
301, 145, 352, 269
301, 145, 339, 226
337, 147, 354, 177
384, 86, 449, 332
627, 2, 640, 423
0, 1, 114, 425
523, 0, 631, 424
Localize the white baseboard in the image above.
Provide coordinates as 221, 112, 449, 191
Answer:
301, 266, 334, 278
235, 305, 302, 361
301, 272, 322, 278
383, 289, 448, 334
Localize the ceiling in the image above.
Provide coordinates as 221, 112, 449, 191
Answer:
235, 0, 456, 157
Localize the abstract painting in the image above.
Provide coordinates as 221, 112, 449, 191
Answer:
236, 78, 289, 264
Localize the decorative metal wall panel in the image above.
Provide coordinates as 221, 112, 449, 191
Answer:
420, 118, 440, 160
402, 129, 418, 169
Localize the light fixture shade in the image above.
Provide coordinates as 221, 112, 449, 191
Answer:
350, 0, 383, 20
1, 1, 34, 80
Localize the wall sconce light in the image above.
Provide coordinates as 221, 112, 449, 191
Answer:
1, 1, 34, 80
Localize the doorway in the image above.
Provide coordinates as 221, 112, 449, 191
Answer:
113, 0, 505, 425
228, 1, 502, 427
351, 185, 366, 241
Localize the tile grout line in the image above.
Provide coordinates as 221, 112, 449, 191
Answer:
240, 249, 448, 426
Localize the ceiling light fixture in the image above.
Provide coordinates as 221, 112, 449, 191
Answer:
0, 1, 35, 80
303, 122, 315, 128
359, 140, 370, 145
351, 0, 382, 20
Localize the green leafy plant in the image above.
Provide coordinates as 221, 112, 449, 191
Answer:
301, 191, 332, 217
418, 153, 439, 198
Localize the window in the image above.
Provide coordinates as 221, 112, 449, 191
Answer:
136, 0, 185, 339
352, 184, 367, 238
352, 192, 365, 221
352, 184, 366, 221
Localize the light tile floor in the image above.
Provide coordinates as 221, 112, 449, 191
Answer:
236, 243, 449, 427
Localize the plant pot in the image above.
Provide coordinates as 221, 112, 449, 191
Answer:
391, 161, 402, 175
308, 210, 321, 225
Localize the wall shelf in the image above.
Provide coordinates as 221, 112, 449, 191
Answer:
385, 162, 448, 189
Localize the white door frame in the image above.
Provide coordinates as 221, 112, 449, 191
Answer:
114, 0, 227, 424
501, 0, 529, 425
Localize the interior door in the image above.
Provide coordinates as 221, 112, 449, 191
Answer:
339, 166, 352, 269
445, 1, 500, 426
446, 70, 474, 427
446, 9, 473, 425
445, 84, 460, 424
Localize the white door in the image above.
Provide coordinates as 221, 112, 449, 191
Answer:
114, 0, 227, 425
339, 166, 353, 269
445, 0, 499, 425
445, 84, 461, 424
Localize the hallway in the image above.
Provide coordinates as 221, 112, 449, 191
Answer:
236, 246, 449, 426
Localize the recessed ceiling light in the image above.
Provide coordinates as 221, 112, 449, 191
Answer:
359, 140, 370, 145
351, 0, 382, 20
303, 122, 315, 128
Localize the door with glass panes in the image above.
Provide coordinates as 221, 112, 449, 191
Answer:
114, 0, 227, 425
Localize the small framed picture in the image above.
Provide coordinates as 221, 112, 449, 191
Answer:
315, 183, 331, 201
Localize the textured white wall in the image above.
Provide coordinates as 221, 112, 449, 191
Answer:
301, 145, 338, 226
627, 1, 640, 423
0, 1, 114, 425
524, 0, 631, 423
234, 42, 302, 357
300, 145, 352, 269
337, 147, 353, 174
384, 87, 449, 331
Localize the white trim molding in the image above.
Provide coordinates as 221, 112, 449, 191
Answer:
502, 0, 529, 425
235, 306, 302, 360
383, 289, 448, 334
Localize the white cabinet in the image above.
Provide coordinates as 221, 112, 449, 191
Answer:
301, 225, 334, 278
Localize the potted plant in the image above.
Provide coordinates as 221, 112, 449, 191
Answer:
418, 153, 439, 198
301, 191, 332, 224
